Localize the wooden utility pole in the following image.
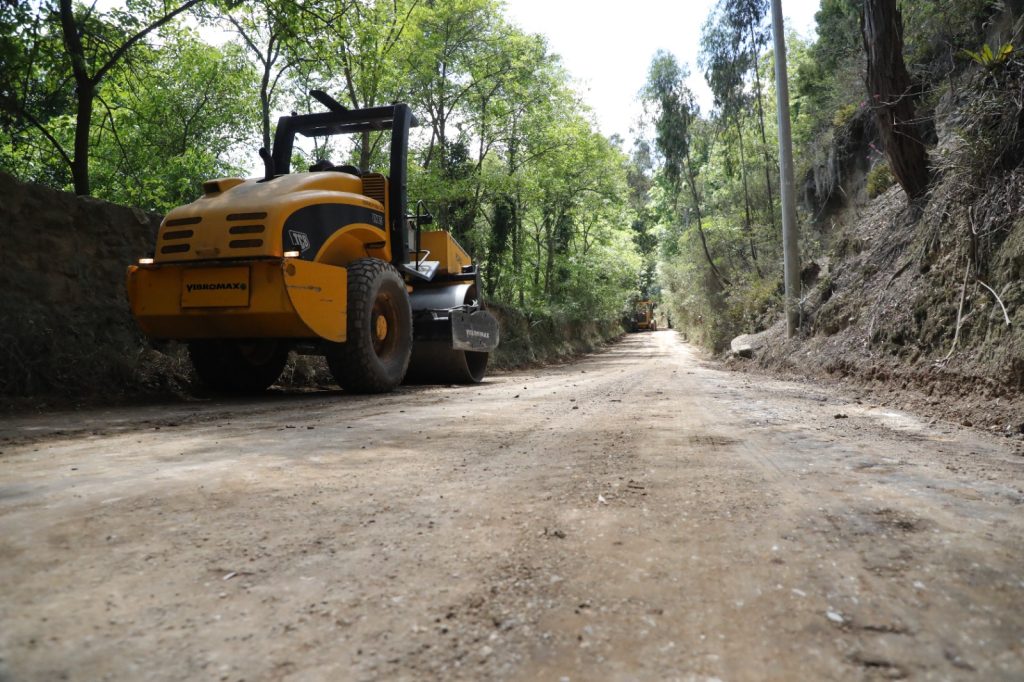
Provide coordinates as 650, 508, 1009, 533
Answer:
770, 0, 801, 337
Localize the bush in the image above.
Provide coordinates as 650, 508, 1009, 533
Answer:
832, 103, 858, 129
866, 161, 895, 198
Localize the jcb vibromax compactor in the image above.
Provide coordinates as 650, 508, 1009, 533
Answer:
126, 93, 499, 393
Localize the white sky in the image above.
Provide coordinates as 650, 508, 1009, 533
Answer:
501, 0, 822, 145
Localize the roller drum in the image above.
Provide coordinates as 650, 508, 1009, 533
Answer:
406, 341, 489, 384
406, 282, 491, 384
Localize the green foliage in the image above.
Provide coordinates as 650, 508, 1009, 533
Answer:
643, 51, 699, 192
866, 161, 895, 198
961, 42, 1015, 69
93, 33, 258, 211
902, 0, 996, 72
646, 0, 785, 349
832, 103, 858, 129
792, 0, 862, 143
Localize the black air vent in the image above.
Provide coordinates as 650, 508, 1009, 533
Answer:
229, 239, 263, 249
227, 212, 267, 221
228, 225, 265, 235
361, 173, 386, 206
161, 244, 190, 254
165, 217, 201, 227
162, 229, 194, 240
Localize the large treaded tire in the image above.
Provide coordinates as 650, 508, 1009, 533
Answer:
325, 258, 412, 394
188, 339, 288, 393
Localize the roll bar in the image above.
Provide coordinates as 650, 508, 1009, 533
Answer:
266, 99, 418, 268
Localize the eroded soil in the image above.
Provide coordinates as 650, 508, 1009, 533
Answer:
2, 331, 1023, 681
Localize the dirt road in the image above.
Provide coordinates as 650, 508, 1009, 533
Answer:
2, 331, 1023, 681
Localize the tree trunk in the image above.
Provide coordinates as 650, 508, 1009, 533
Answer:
747, 27, 778, 238
514, 194, 524, 306
71, 81, 93, 195
543, 210, 554, 298
260, 72, 272, 153
360, 131, 371, 170
735, 116, 761, 277
683, 148, 729, 288
861, 0, 929, 201
59, 0, 91, 195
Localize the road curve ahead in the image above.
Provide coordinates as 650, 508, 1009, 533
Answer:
2, 331, 1023, 681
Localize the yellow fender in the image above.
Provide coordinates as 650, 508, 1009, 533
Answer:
283, 259, 348, 343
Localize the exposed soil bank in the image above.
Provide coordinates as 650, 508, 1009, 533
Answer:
0, 171, 162, 401
735, 180, 1024, 438
728, 54, 1024, 438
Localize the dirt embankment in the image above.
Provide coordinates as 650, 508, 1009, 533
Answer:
0, 173, 623, 407
737, 34, 1024, 435
0, 171, 166, 402
739, 181, 1024, 435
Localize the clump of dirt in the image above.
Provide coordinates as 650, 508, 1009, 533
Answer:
738, 60, 1024, 436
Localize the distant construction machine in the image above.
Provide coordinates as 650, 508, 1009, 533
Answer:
630, 299, 658, 332
126, 91, 499, 393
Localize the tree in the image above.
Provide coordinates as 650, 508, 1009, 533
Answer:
700, 6, 761, 274
722, 0, 777, 241
214, 0, 312, 154
861, 0, 929, 200
330, 0, 419, 169
0, 1, 74, 187
89, 31, 258, 211
11, 0, 207, 195
643, 50, 727, 289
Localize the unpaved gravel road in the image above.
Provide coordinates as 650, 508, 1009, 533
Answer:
2, 331, 1024, 681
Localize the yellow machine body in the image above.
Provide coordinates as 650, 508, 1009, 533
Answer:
127, 170, 473, 344
418, 230, 473, 274
127, 170, 385, 342
127, 257, 348, 341
152, 172, 390, 265
126, 99, 499, 392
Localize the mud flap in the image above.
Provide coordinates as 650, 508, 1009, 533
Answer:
451, 309, 500, 352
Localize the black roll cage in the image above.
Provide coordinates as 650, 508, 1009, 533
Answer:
267, 101, 417, 268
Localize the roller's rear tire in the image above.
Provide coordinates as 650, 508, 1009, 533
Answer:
325, 258, 412, 393
188, 339, 288, 393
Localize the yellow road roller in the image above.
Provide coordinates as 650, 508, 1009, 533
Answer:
126, 91, 499, 393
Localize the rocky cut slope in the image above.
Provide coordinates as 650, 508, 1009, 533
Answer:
748, 38, 1024, 435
